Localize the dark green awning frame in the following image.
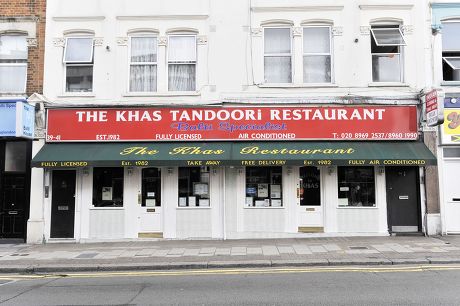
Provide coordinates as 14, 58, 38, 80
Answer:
32, 141, 437, 168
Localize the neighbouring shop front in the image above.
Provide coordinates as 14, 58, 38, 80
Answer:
439, 95, 460, 234
0, 99, 35, 240
31, 105, 436, 241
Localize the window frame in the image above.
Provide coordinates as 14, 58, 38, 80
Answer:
302, 25, 333, 84
128, 35, 158, 93
441, 21, 460, 82
337, 166, 376, 208
92, 167, 124, 208
245, 166, 283, 209
167, 34, 197, 92
263, 26, 293, 84
0, 34, 28, 93
63, 37, 94, 64
443, 56, 460, 70
178, 166, 210, 208
370, 28, 406, 47
370, 25, 405, 83
63, 36, 94, 93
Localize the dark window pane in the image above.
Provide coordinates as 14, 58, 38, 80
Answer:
245, 167, 282, 207
92, 167, 124, 207
178, 167, 210, 207
300, 167, 320, 206
142, 168, 161, 207
338, 167, 375, 207
66, 65, 93, 92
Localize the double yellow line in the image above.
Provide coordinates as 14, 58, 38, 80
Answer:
1, 265, 460, 281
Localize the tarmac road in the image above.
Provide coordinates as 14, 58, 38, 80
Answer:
0, 265, 460, 305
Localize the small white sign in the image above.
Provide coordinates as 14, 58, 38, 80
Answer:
179, 197, 187, 207
199, 199, 210, 207
258, 184, 269, 198
102, 187, 113, 201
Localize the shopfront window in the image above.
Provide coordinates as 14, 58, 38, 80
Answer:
142, 168, 161, 207
245, 167, 282, 207
337, 167, 375, 207
92, 167, 124, 207
178, 167, 210, 207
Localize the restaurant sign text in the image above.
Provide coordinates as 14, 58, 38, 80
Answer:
46, 106, 418, 142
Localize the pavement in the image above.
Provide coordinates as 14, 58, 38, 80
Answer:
1, 235, 460, 273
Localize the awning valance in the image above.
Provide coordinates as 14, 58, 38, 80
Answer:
31, 141, 437, 168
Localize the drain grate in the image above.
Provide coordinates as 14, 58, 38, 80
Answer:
349, 246, 369, 250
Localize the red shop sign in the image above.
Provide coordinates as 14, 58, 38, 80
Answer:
46, 106, 418, 142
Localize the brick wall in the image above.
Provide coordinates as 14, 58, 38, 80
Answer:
0, 0, 46, 95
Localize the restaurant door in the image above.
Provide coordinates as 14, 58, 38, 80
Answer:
138, 168, 162, 238
50, 170, 76, 238
386, 167, 421, 233
298, 167, 323, 232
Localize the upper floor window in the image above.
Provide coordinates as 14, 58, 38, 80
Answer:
0, 35, 27, 93
264, 28, 292, 83
370, 26, 406, 82
168, 35, 196, 91
63, 37, 93, 92
303, 26, 332, 83
129, 36, 157, 92
442, 22, 460, 82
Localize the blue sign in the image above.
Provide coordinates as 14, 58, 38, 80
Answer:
445, 97, 460, 109
19, 102, 35, 138
0, 101, 35, 138
0, 102, 17, 137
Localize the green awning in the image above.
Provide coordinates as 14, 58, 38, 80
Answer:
32, 141, 437, 168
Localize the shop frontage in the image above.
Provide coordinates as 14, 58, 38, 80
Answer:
439, 96, 460, 234
31, 105, 436, 241
0, 99, 35, 240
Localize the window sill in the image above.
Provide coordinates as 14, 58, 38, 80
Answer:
58, 93, 95, 98
368, 82, 409, 87
122, 91, 201, 97
177, 206, 211, 210
337, 206, 377, 209
258, 83, 337, 88
90, 207, 124, 210
441, 81, 460, 86
244, 206, 284, 209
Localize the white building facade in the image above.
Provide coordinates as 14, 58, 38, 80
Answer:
27, 0, 439, 243
430, 1, 460, 234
